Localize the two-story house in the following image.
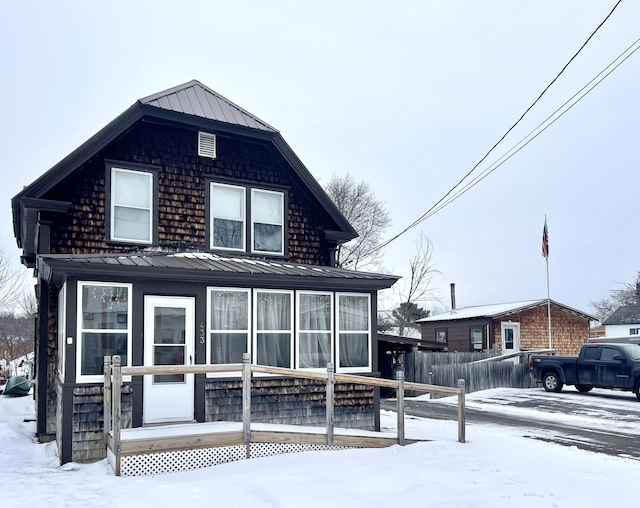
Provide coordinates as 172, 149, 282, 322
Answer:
11, 80, 398, 464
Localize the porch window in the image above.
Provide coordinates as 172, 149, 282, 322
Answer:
251, 189, 284, 255
470, 326, 483, 351
207, 288, 250, 365
110, 167, 154, 244
297, 292, 333, 369
77, 282, 131, 381
336, 293, 371, 372
210, 183, 246, 251
254, 290, 293, 368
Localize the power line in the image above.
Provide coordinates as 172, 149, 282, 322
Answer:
357, 0, 629, 261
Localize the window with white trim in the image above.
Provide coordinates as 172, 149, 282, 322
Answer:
254, 289, 293, 368
251, 189, 284, 255
207, 288, 250, 367
336, 293, 371, 372
110, 167, 153, 243
57, 283, 66, 380
297, 292, 333, 369
210, 183, 246, 250
77, 282, 131, 382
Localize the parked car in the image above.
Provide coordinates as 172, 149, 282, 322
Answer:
530, 343, 640, 400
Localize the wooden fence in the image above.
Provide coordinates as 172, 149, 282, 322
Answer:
104, 353, 466, 475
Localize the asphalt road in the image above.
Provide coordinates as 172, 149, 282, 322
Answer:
381, 390, 640, 461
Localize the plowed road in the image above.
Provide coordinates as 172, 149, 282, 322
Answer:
381, 388, 640, 461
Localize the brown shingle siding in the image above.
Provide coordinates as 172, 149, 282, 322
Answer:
43, 122, 334, 265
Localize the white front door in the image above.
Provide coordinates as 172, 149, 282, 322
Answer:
501, 322, 521, 359
143, 295, 195, 424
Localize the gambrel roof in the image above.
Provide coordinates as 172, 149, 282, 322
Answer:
12, 80, 356, 260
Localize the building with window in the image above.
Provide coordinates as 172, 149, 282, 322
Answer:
601, 305, 640, 338
416, 299, 596, 356
11, 80, 398, 464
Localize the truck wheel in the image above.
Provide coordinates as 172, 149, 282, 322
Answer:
543, 372, 563, 393
576, 385, 593, 393
634, 381, 640, 402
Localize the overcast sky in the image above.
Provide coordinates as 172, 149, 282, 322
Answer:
1, 1, 638, 318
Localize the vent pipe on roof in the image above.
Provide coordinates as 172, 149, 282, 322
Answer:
450, 283, 456, 311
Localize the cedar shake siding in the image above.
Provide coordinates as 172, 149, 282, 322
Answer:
41, 123, 335, 265
12, 80, 397, 465
419, 300, 595, 356
493, 304, 592, 356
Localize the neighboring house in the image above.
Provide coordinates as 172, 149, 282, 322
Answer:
601, 305, 640, 338
11, 80, 399, 464
416, 299, 596, 356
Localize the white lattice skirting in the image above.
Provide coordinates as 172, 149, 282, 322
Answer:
115, 443, 353, 477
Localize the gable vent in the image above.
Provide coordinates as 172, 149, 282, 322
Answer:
198, 132, 217, 159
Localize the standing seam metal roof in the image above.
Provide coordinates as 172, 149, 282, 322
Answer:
139, 80, 277, 132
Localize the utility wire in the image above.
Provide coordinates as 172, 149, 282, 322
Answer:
424, 38, 640, 221
355, 0, 625, 262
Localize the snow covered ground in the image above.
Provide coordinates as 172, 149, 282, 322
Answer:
1, 388, 638, 508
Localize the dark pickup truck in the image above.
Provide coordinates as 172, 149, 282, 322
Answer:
530, 343, 640, 400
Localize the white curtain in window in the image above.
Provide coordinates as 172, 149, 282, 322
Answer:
256, 292, 291, 368
338, 295, 369, 368
299, 294, 331, 368
210, 290, 248, 363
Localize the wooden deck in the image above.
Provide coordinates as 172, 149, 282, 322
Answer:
104, 355, 465, 476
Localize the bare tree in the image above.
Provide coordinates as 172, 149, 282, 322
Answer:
380, 233, 442, 335
0, 244, 28, 313
591, 271, 640, 322
324, 173, 391, 270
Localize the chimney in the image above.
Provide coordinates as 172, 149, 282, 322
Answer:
450, 283, 456, 311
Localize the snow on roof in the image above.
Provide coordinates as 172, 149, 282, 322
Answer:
416, 300, 546, 323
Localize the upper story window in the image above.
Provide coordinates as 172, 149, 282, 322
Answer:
210, 183, 246, 251
108, 164, 155, 244
252, 189, 284, 255
209, 182, 286, 256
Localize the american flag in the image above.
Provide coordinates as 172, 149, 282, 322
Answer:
542, 218, 549, 258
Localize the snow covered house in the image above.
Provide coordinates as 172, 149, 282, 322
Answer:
11, 80, 398, 464
416, 299, 596, 356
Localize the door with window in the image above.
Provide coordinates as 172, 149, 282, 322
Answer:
143, 295, 195, 424
501, 322, 520, 361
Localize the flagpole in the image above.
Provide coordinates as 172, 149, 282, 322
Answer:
543, 215, 552, 350
546, 252, 552, 350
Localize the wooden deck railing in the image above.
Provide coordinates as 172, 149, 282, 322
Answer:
104, 353, 466, 461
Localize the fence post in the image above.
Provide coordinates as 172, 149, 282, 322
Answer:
428, 371, 433, 399
326, 362, 335, 446
396, 370, 405, 446
103, 356, 112, 446
242, 353, 252, 459
112, 355, 122, 476
457, 378, 466, 443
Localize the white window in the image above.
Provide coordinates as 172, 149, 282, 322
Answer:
254, 289, 293, 368
207, 288, 250, 374
297, 292, 333, 369
252, 189, 284, 255
336, 293, 371, 372
470, 326, 483, 351
57, 283, 66, 380
110, 168, 153, 243
77, 282, 131, 382
210, 183, 246, 251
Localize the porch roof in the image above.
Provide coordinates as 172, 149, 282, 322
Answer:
39, 251, 400, 291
